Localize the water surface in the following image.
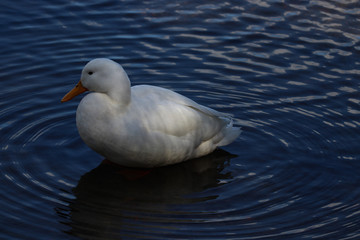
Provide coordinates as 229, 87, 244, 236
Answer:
1, 0, 360, 239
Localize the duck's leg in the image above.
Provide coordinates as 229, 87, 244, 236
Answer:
102, 159, 152, 180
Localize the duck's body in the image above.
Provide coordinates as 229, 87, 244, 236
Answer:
62, 58, 241, 167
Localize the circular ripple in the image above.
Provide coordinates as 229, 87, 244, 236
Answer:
0, 0, 360, 239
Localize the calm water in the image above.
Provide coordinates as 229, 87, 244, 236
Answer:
1, 0, 360, 239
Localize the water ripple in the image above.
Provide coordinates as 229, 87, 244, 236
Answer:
0, 0, 360, 239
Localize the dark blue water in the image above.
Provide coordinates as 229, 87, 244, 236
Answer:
1, 0, 360, 239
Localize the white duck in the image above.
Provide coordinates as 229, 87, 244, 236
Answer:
61, 58, 241, 167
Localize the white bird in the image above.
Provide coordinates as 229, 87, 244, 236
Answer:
61, 58, 241, 167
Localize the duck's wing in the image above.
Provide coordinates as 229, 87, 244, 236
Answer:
132, 85, 241, 146
181, 94, 241, 147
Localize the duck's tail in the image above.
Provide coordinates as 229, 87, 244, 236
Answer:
217, 118, 242, 146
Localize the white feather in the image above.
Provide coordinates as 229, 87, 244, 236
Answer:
72, 58, 241, 167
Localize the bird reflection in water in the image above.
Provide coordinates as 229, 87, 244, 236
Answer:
62, 149, 236, 239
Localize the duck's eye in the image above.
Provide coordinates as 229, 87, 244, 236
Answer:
88, 71, 93, 75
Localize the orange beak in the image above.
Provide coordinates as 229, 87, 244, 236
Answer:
61, 81, 88, 103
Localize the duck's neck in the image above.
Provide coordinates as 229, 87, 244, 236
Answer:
107, 74, 131, 107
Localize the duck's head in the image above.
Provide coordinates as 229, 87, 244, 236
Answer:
61, 58, 130, 103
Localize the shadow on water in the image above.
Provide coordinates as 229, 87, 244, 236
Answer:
61, 149, 236, 239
